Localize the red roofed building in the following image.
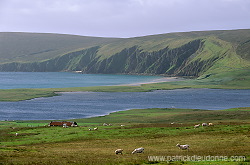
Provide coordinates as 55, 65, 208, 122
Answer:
48, 121, 78, 127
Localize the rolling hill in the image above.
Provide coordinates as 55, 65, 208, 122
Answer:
0, 30, 250, 79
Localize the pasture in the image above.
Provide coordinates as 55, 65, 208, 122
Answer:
0, 107, 249, 164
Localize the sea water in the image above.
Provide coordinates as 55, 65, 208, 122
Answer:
0, 72, 164, 89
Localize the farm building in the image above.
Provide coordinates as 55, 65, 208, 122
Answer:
48, 121, 78, 127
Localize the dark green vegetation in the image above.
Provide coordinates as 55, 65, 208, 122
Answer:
0, 88, 58, 101
0, 107, 249, 164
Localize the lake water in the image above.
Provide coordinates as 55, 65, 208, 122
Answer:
0, 88, 249, 120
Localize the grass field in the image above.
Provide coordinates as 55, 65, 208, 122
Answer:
0, 107, 249, 165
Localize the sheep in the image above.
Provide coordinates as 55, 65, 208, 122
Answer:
208, 123, 214, 126
176, 143, 190, 150
103, 123, 112, 126
202, 123, 208, 127
15, 133, 18, 136
94, 127, 98, 130
88, 128, 92, 131
120, 125, 125, 127
115, 149, 123, 155
194, 124, 200, 128
132, 147, 144, 154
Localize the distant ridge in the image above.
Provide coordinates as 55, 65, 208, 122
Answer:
0, 29, 250, 79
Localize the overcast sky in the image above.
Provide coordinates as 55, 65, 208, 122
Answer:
0, 0, 250, 38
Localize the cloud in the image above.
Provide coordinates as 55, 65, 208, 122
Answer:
0, 0, 250, 37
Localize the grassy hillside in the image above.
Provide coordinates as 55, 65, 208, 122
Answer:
96, 29, 250, 59
0, 32, 120, 63
0, 107, 249, 164
0, 29, 249, 79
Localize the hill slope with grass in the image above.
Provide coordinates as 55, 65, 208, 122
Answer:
0, 29, 250, 79
0, 32, 120, 63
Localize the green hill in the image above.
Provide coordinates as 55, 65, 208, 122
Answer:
0, 32, 120, 63
0, 30, 250, 79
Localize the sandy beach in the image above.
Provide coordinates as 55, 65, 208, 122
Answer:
124, 77, 183, 86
